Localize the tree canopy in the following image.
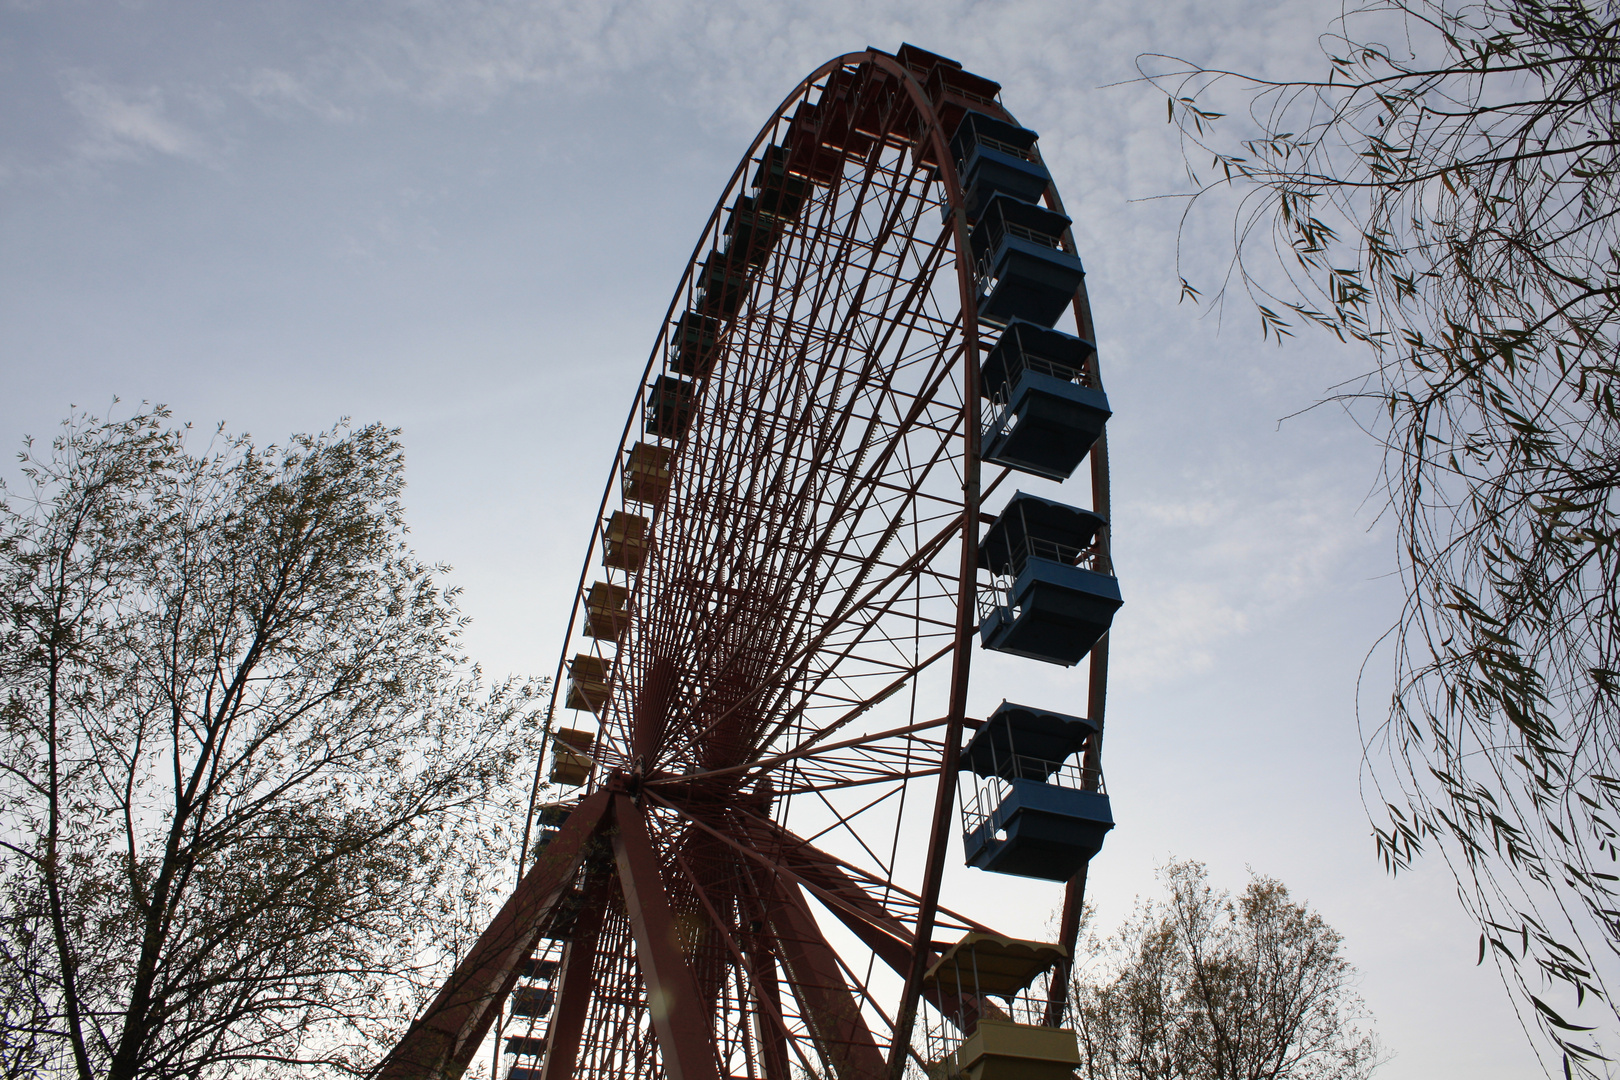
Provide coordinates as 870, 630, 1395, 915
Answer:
1071, 860, 1380, 1080
1141, 0, 1620, 1070
0, 409, 545, 1079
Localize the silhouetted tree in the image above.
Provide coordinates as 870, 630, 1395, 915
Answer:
1071, 861, 1380, 1080
0, 409, 544, 1079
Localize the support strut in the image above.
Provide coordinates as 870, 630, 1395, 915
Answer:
377, 788, 612, 1080
611, 793, 724, 1080
538, 864, 612, 1080
766, 876, 888, 1080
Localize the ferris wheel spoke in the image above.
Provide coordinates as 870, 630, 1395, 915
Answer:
748, 844, 916, 979
769, 758, 942, 799
802, 440, 964, 627
747, 938, 796, 1080
729, 323, 952, 579
749, 818, 1003, 1045
771, 592, 954, 749
761, 520, 961, 721
816, 604, 958, 665
677, 854, 848, 1080
666, 852, 824, 1080
681, 557, 959, 767
754, 638, 955, 767
640, 804, 895, 1077
638, 374, 952, 761
775, 325, 958, 548
816, 231, 949, 406
650, 714, 949, 791
790, 351, 964, 599
796, 783, 909, 867
645, 792, 924, 962
735, 810, 991, 943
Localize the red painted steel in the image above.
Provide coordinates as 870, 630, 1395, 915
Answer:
747, 936, 794, 1080
537, 866, 612, 1080
854, 50, 983, 1076
765, 876, 889, 1080
376, 788, 611, 1079
611, 793, 725, 1080
1039, 174, 1113, 1030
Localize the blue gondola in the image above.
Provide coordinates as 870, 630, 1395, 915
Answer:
949, 111, 1053, 222
523, 957, 560, 981
960, 701, 1114, 881
970, 194, 1086, 328
981, 319, 1111, 481
978, 492, 1121, 666
505, 1035, 546, 1058
512, 985, 555, 1018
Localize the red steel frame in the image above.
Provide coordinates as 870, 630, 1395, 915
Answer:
379, 45, 1112, 1080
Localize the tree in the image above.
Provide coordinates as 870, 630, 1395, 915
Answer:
1070, 861, 1381, 1080
0, 408, 545, 1079
1139, 1, 1620, 1070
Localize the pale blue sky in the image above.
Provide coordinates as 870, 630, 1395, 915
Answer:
0, 1, 1547, 1076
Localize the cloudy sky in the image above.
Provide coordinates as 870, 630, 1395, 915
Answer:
0, 1, 1547, 1076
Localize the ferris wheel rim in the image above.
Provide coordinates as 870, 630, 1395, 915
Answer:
390, 45, 1119, 1080
523, 44, 984, 827
520, 50, 991, 1076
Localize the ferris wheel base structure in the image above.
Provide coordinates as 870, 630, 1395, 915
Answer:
379, 42, 1125, 1080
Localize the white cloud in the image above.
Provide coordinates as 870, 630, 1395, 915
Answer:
239, 67, 356, 123
1110, 458, 1385, 685
63, 78, 211, 164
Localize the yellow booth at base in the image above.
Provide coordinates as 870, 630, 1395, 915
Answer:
923, 933, 1082, 1080
933, 1019, 1081, 1080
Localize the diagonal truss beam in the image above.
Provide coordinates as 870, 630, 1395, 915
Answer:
644, 792, 926, 960
743, 816, 1006, 1033
749, 935, 795, 1080
611, 793, 724, 1080
765, 875, 889, 1080
538, 863, 613, 1080
646, 714, 952, 790
377, 788, 612, 1080
737, 807, 990, 936
670, 852, 819, 1080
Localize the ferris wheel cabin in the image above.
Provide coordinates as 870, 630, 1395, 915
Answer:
959, 702, 1114, 881
950, 111, 1053, 223
971, 195, 1086, 328
922, 933, 1084, 1080
977, 491, 1121, 666
981, 319, 1111, 481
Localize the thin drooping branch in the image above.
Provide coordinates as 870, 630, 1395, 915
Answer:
1141, 2, 1620, 1072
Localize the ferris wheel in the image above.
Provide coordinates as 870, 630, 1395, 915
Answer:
381, 44, 1122, 1080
